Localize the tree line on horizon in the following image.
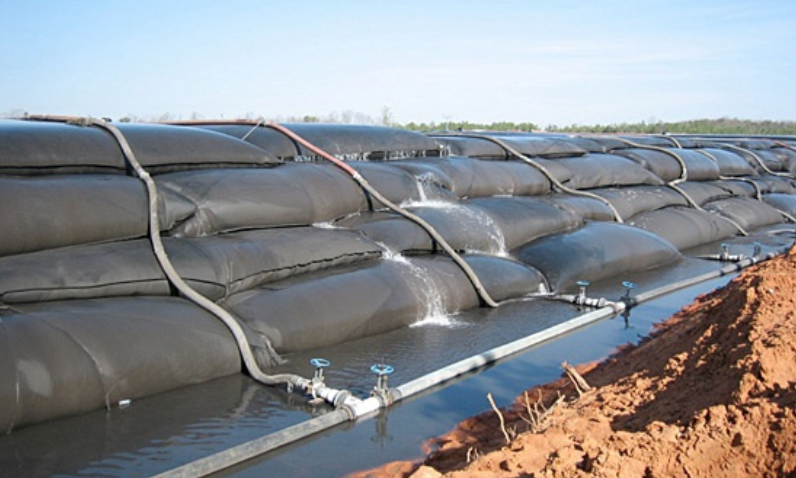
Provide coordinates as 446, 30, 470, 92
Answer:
3, 108, 795, 135
400, 117, 796, 136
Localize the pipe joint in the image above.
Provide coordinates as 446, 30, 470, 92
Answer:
701, 253, 748, 263
371, 387, 398, 408
556, 292, 608, 309
575, 295, 609, 308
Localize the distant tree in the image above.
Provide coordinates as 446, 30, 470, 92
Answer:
0, 108, 27, 118
156, 112, 176, 122
543, 117, 796, 135
379, 106, 394, 127
400, 120, 538, 133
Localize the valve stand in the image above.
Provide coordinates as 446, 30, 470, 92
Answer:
621, 280, 637, 308
576, 280, 590, 303
308, 358, 331, 406
371, 363, 395, 406
720, 243, 730, 261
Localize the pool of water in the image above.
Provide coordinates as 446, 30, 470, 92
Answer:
0, 253, 757, 478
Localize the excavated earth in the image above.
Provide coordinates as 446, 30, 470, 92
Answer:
353, 244, 796, 478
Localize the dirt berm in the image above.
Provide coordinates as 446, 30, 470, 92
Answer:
352, 244, 796, 478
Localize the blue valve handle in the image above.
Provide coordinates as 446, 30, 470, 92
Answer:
371, 364, 394, 375
310, 358, 331, 368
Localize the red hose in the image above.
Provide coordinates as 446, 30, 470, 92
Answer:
266, 122, 359, 176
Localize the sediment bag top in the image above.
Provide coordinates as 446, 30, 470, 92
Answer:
0, 120, 279, 175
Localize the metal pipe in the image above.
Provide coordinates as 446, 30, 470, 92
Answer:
393, 302, 624, 401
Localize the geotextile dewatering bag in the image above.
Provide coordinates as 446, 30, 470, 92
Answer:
0, 120, 279, 175
627, 207, 740, 251
223, 255, 545, 352
157, 164, 368, 236
0, 227, 383, 304
514, 222, 683, 292
2, 119, 795, 433
0, 297, 241, 432
0, 174, 194, 257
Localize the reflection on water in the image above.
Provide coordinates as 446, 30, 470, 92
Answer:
0, 257, 736, 478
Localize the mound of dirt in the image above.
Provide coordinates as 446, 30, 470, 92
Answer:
353, 245, 796, 478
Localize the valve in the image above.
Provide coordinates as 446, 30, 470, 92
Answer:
310, 358, 331, 383
307, 358, 332, 405
720, 243, 730, 261
717, 243, 745, 262
576, 280, 590, 302
621, 280, 637, 307
370, 362, 395, 406
371, 363, 394, 392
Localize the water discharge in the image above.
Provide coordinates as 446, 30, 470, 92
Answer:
415, 172, 442, 202
312, 221, 339, 229
378, 244, 463, 327
400, 198, 509, 257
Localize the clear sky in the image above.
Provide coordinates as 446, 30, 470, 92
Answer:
1, 0, 794, 127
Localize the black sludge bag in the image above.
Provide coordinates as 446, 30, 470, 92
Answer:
552, 153, 664, 189
0, 227, 383, 304
157, 163, 368, 236
515, 222, 682, 292
0, 120, 278, 175
0, 119, 125, 174
0, 297, 241, 432
0, 175, 194, 257
703, 197, 786, 231
593, 186, 688, 220
199, 123, 442, 160
224, 255, 543, 353
628, 206, 739, 251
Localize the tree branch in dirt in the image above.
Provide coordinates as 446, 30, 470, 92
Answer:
486, 392, 511, 445
520, 389, 565, 432
563, 361, 592, 396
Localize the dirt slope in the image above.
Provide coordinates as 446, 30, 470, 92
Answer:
352, 245, 796, 478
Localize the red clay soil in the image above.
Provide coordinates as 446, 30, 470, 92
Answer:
351, 245, 796, 478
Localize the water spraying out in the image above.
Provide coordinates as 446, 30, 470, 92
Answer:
377, 242, 452, 324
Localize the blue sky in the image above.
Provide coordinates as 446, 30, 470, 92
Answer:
1, 1, 794, 127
